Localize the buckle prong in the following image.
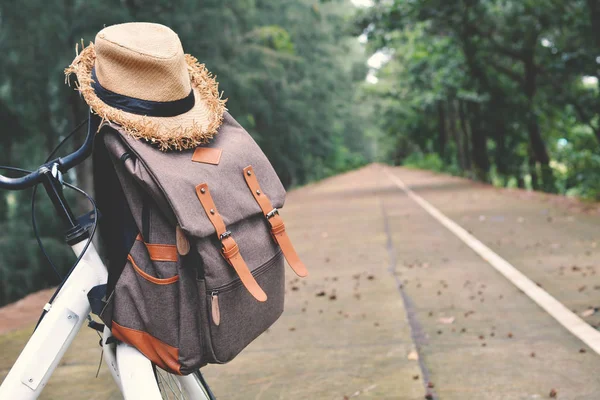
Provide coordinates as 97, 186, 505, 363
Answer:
266, 208, 279, 219
219, 231, 232, 241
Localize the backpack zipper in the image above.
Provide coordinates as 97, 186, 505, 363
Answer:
209, 251, 280, 326
208, 250, 282, 294
210, 291, 221, 326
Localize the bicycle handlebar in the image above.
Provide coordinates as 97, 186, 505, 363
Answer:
0, 114, 95, 190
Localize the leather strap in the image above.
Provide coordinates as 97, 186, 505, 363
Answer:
136, 234, 178, 262
195, 183, 267, 302
243, 165, 308, 278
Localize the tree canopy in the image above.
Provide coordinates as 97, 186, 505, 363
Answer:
356, 0, 600, 194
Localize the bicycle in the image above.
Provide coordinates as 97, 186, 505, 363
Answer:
0, 117, 215, 399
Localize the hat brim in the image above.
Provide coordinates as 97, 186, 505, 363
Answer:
66, 43, 227, 151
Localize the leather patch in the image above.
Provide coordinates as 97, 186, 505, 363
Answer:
112, 321, 182, 375
192, 147, 222, 165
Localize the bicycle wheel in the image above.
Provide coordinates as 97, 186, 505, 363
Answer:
154, 366, 215, 400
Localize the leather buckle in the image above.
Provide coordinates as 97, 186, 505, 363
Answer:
265, 208, 279, 219
219, 231, 232, 241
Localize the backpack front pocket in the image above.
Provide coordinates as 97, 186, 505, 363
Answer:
109, 236, 184, 374
203, 251, 285, 363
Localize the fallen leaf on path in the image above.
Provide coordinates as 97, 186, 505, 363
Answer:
438, 317, 455, 324
407, 350, 419, 361
549, 388, 557, 398
580, 308, 596, 318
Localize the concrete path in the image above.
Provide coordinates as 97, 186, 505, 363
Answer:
1, 164, 600, 399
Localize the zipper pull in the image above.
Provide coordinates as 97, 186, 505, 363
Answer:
211, 291, 220, 326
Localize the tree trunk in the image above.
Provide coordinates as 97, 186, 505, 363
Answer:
528, 149, 539, 190
447, 99, 466, 172
523, 53, 555, 192
490, 98, 509, 184
466, 102, 490, 182
458, 100, 472, 173
459, 12, 489, 181
585, 0, 600, 144
436, 101, 447, 161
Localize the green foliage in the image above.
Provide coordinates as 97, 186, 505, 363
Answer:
554, 127, 600, 200
356, 0, 600, 195
403, 153, 445, 172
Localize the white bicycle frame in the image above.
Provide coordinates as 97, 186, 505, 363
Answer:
0, 239, 209, 399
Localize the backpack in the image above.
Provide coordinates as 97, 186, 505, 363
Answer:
96, 111, 308, 375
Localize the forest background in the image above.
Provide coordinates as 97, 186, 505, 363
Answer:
0, 0, 598, 305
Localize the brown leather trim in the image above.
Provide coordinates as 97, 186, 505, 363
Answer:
135, 233, 178, 262
192, 147, 222, 165
195, 183, 268, 302
243, 165, 308, 278
195, 183, 227, 236
111, 321, 182, 375
145, 243, 178, 262
128, 254, 179, 285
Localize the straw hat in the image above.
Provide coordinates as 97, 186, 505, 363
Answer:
66, 22, 227, 151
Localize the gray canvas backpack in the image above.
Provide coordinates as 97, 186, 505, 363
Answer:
97, 112, 308, 375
